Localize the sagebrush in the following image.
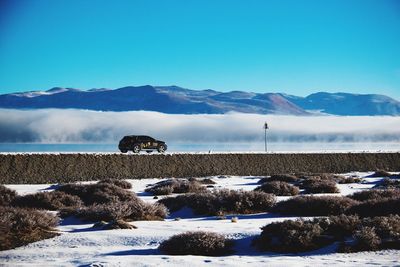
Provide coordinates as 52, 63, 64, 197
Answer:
273, 196, 357, 216
61, 199, 167, 221
145, 178, 207, 195
301, 179, 339, 194
159, 189, 276, 215
159, 231, 234, 255
258, 174, 299, 183
97, 179, 132, 189
57, 183, 137, 205
0, 206, 59, 251
13, 191, 83, 210
254, 219, 329, 252
255, 181, 299, 196
256, 214, 400, 253
0, 185, 17, 206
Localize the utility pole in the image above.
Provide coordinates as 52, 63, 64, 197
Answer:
264, 122, 269, 152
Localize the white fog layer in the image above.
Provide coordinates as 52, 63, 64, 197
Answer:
0, 109, 399, 143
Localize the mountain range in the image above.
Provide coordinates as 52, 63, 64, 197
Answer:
0, 85, 399, 116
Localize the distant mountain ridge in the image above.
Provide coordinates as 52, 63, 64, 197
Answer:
0, 85, 399, 116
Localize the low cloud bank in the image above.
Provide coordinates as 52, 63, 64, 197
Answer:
0, 109, 399, 143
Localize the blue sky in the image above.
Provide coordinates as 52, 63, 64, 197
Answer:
0, 0, 399, 99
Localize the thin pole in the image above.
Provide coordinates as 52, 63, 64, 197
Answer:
265, 127, 267, 152
264, 122, 268, 152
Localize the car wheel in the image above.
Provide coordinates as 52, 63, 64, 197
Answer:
132, 144, 141, 153
157, 144, 166, 153
120, 149, 128, 153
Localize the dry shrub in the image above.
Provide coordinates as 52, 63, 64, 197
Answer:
0, 206, 59, 251
352, 227, 381, 251
189, 177, 216, 185
319, 215, 361, 238
347, 197, 400, 217
159, 189, 276, 215
255, 181, 299, 196
363, 215, 400, 241
13, 191, 83, 210
159, 231, 234, 256
102, 220, 137, 230
375, 178, 400, 189
57, 183, 137, 205
299, 173, 346, 183
273, 196, 357, 216
0, 185, 17, 206
145, 178, 207, 195
56, 182, 167, 222
301, 179, 339, 194
97, 179, 132, 189
323, 173, 347, 183
254, 219, 330, 253
339, 177, 362, 184
349, 189, 400, 202
257, 215, 400, 253
258, 174, 299, 184
64, 200, 167, 222
339, 215, 400, 252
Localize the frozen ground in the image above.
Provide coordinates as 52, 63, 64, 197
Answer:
1, 172, 400, 266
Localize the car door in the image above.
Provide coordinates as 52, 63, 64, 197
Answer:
149, 137, 158, 148
144, 136, 156, 148
139, 136, 151, 148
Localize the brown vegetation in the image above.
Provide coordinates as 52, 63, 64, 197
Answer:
189, 177, 216, 184
102, 220, 138, 230
0, 206, 59, 251
13, 191, 83, 210
145, 178, 207, 195
375, 178, 400, 189
159, 231, 234, 255
254, 219, 330, 253
349, 189, 400, 202
56, 183, 137, 205
61, 198, 167, 222
49, 182, 168, 222
320, 214, 361, 238
339, 177, 362, 184
301, 179, 339, 194
0, 185, 17, 206
258, 174, 299, 183
97, 179, 132, 189
347, 197, 400, 217
273, 196, 357, 216
299, 173, 346, 183
255, 181, 300, 196
256, 214, 400, 253
159, 189, 276, 216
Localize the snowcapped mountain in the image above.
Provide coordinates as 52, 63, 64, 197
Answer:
0, 85, 399, 115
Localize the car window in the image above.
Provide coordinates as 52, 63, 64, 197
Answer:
140, 136, 153, 142
137, 136, 146, 142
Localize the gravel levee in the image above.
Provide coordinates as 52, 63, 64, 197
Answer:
1, 153, 399, 184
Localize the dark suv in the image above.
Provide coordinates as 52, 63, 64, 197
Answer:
118, 135, 167, 153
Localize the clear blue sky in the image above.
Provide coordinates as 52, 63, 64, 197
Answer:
0, 0, 399, 99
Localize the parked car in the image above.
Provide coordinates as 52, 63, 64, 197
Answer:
118, 135, 167, 153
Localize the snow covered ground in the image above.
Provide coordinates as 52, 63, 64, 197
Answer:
1, 172, 400, 266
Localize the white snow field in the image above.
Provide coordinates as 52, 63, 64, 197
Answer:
1, 173, 400, 267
